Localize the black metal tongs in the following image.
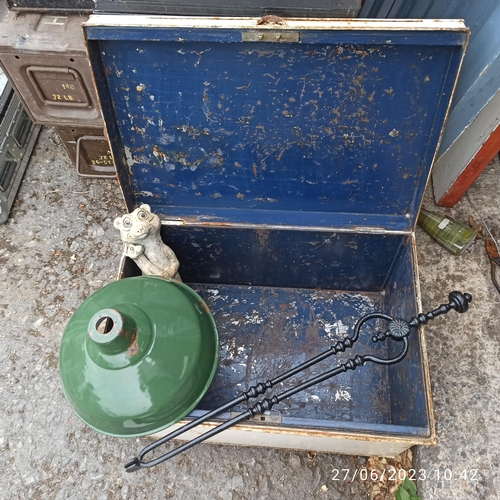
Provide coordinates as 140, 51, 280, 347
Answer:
125, 291, 472, 472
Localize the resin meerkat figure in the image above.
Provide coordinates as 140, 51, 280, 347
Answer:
114, 204, 181, 281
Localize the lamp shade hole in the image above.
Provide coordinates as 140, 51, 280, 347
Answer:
96, 316, 114, 334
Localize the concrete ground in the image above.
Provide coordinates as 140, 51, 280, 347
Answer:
0, 126, 499, 499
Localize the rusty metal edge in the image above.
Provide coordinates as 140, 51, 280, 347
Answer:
84, 15, 468, 33
159, 219, 412, 235
155, 418, 435, 447
410, 232, 437, 447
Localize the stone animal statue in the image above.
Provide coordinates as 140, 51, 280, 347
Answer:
114, 204, 181, 281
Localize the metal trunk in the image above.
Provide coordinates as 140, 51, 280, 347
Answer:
84, 16, 468, 456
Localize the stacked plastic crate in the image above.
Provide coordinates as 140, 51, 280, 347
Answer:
0, 67, 41, 223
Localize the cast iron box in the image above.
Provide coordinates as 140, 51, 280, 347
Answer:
84, 16, 468, 456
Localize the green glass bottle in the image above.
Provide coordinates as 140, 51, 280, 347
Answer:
417, 208, 477, 256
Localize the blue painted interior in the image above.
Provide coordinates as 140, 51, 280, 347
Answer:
385, 237, 429, 429
195, 284, 391, 426
86, 24, 466, 231
161, 225, 403, 291
121, 231, 429, 433
360, 0, 500, 163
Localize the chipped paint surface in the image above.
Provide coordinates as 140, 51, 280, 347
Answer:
123, 146, 136, 171
323, 319, 350, 338
335, 389, 352, 402
91, 27, 467, 229
126, 331, 139, 357
194, 283, 391, 423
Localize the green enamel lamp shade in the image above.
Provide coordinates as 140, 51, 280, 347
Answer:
59, 276, 219, 437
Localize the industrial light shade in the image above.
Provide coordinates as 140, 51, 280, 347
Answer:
59, 276, 219, 437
